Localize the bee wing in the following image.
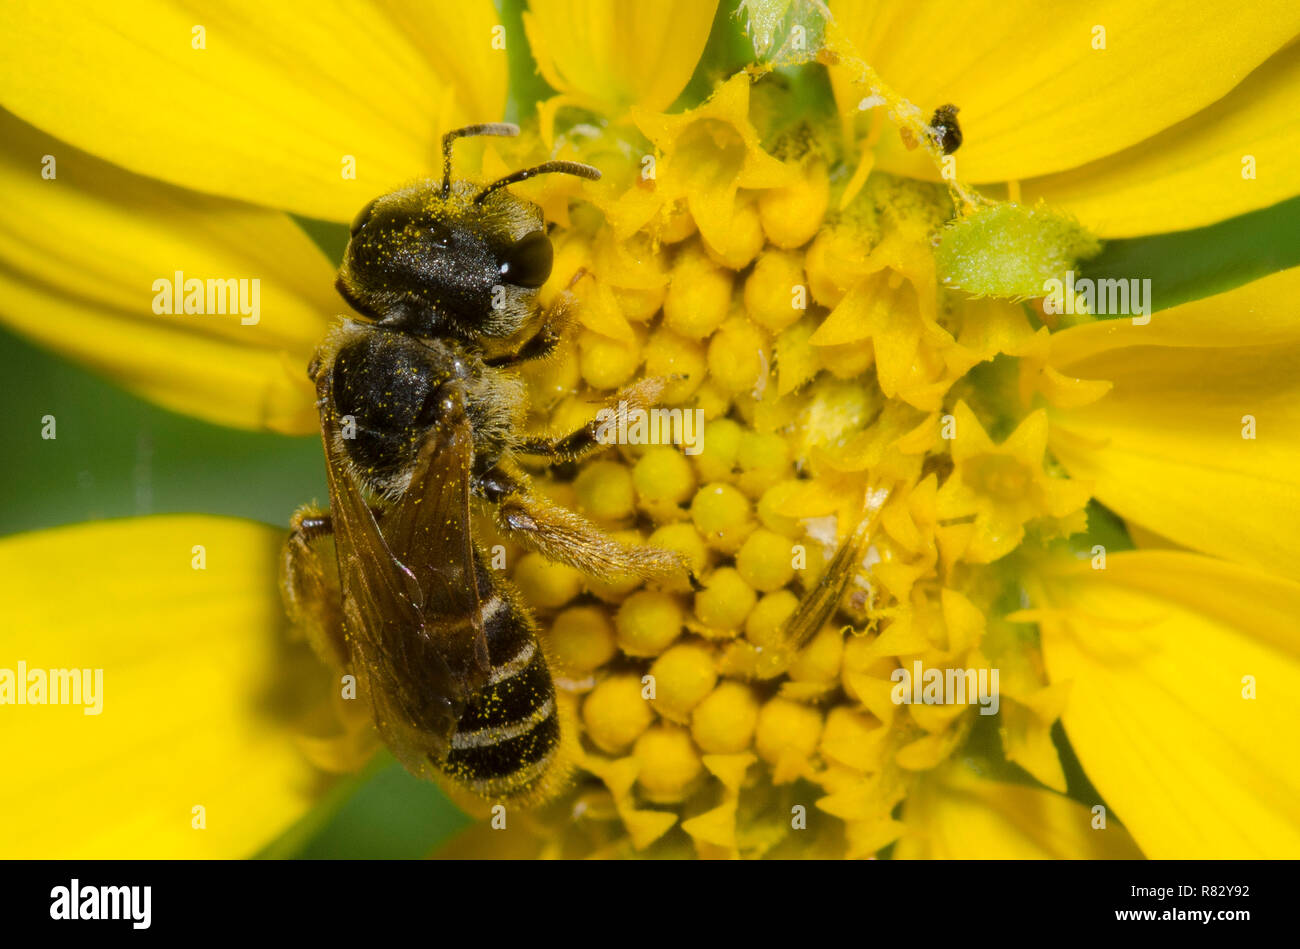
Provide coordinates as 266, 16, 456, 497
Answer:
782, 517, 872, 650
317, 373, 477, 772
381, 385, 492, 689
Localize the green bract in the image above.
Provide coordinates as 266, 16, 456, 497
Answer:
937, 203, 1100, 300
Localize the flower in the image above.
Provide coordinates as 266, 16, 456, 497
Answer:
1, 0, 1299, 860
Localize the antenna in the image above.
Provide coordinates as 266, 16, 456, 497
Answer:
441, 123, 519, 198
474, 161, 601, 204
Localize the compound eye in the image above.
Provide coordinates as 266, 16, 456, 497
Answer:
350, 197, 379, 236
499, 230, 553, 289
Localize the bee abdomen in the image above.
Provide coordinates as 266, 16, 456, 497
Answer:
444, 595, 560, 799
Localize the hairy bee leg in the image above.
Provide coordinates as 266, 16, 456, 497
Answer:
477, 467, 691, 584
281, 504, 350, 670
281, 506, 384, 773
485, 297, 571, 368
281, 502, 390, 667
484, 276, 588, 369
284, 507, 386, 541
515, 375, 670, 463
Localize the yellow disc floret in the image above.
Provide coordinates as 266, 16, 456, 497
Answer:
788, 624, 844, 683
574, 459, 636, 524
663, 244, 732, 339
703, 196, 766, 270
579, 328, 643, 389
583, 674, 655, 754
646, 521, 709, 588
707, 315, 770, 395
690, 481, 755, 553
758, 157, 829, 249
615, 590, 684, 657
648, 641, 718, 722
632, 447, 696, 522
735, 528, 797, 592
691, 680, 760, 754
744, 249, 807, 333
634, 725, 704, 804
693, 566, 757, 635
736, 430, 791, 497
755, 697, 824, 766
744, 589, 800, 649
550, 605, 618, 674
513, 552, 583, 609
643, 326, 707, 403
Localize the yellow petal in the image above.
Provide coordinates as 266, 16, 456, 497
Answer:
1049, 269, 1300, 578
0, 110, 333, 432
956, 298, 1038, 362
524, 0, 718, 113
634, 74, 796, 253
1023, 42, 1300, 237
1035, 551, 1300, 858
897, 764, 1143, 858
0, 516, 324, 858
946, 400, 994, 461
829, 0, 1300, 184
681, 800, 738, 851
1050, 267, 1300, 361
1000, 409, 1048, 470
0, 0, 507, 219
1000, 691, 1069, 793
621, 807, 679, 850
810, 272, 896, 345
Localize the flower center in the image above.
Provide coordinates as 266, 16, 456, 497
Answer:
492, 66, 1100, 859
966, 454, 1033, 503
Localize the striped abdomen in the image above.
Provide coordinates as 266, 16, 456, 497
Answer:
442, 578, 560, 800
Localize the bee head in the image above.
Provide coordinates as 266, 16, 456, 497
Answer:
336, 123, 598, 341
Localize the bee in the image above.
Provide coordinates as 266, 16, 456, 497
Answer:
281, 123, 687, 806
930, 103, 962, 155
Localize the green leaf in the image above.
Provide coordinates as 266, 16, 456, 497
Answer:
293, 214, 351, 268
498, 0, 558, 126
1072, 499, 1136, 558
256, 751, 473, 859
0, 323, 324, 537
670, 1, 758, 112
1080, 195, 1300, 314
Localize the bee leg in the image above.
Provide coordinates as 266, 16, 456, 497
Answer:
281, 504, 350, 670
478, 466, 691, 584
484, 286, 579, 368
515, 375, 669, 463
484, 309, 564, 366
281, 505, 384, 771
